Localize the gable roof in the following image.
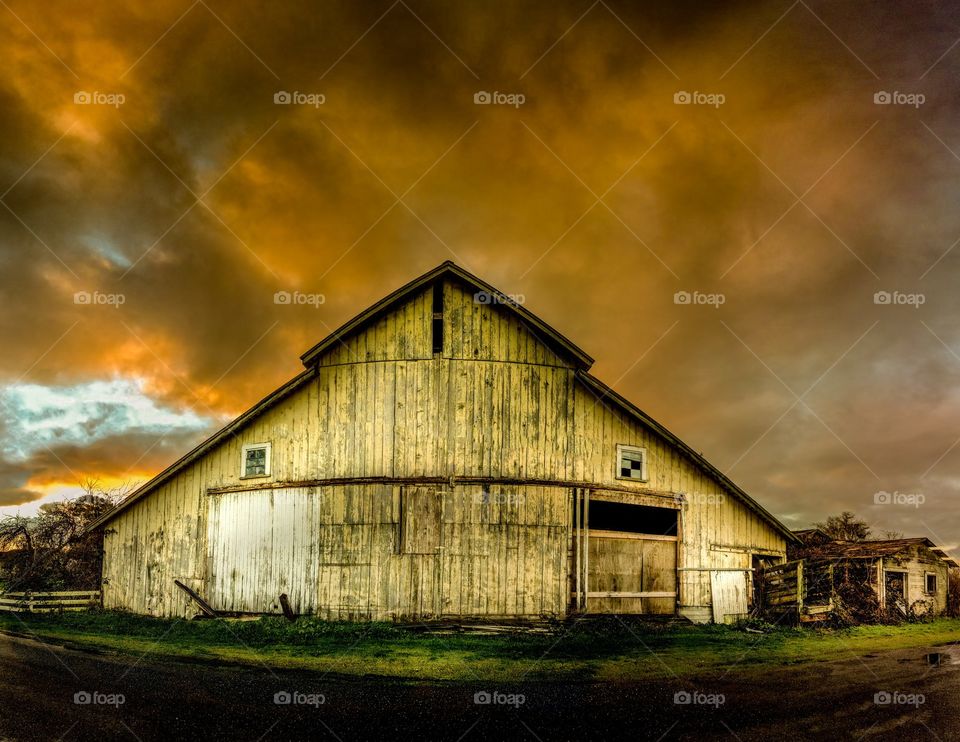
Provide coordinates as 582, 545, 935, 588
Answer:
299, 261, 594, 369
89, 261, 795, 542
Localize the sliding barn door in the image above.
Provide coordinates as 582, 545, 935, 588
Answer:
206, 489, 320, 614
573, 490, 679, 614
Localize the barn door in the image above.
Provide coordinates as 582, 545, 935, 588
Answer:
206, 489, 320, 614
710, 571, 749, 623
574, 490, 678, 615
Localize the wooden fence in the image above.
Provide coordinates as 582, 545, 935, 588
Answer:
0, 591, 100, 613
763, 560, 834, 623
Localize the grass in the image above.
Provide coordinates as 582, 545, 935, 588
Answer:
1, 611, 958, 682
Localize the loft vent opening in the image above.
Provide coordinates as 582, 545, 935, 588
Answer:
432, 282, 444, 354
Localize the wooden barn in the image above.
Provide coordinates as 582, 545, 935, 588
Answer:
90, 262, 797, 623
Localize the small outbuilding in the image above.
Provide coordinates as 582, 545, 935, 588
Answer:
765, 535, 957, 622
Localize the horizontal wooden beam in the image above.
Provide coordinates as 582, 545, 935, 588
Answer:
588, 530, 678, 542
0, 599, 97, 607
0, 606, 90, 613
574, 591, 677, 599
678, 567, 753, 572
207, 476, 683, 505
1, 591, 99, 598
709, 544, 786, 557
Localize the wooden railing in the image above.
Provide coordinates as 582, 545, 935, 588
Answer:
762, 560, 834, 622
0, 590, 100, 613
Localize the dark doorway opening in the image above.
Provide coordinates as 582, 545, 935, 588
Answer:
575, 499, 677, 536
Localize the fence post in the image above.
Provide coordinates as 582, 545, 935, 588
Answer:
797, 561, 804, 618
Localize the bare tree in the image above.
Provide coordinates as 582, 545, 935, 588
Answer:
0, 479, 136, 592
814, 511, 871, 542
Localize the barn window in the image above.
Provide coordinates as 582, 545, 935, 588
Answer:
925, 572, 937, 594
240, 443, 271, 478
616, 444, 647, 481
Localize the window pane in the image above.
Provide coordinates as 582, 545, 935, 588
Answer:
245, 447, 266, 476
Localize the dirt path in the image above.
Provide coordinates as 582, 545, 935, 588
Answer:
0, 633, 956, 741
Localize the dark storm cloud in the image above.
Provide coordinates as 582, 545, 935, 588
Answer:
0, 0, 958, 549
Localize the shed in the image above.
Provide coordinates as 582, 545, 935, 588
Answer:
765, 537, 957, 622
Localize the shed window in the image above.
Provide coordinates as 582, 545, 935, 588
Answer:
241, 443, 271, 478
616, 444, 647, 481
925, 572, 937, 594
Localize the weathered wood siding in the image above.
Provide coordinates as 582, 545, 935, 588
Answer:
881, 544, 950, 615
102, 278, 787, 620
201, 483, 569, 619
571, 383, 786, 621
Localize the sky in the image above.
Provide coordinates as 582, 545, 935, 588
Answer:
0, 0, 958, 553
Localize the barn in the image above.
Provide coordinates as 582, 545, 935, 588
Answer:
90, 262, 797, 623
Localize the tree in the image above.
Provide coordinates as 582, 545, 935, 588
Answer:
814, 511, 871, 542
879, 529, 903, 540
0, 479, 135, 592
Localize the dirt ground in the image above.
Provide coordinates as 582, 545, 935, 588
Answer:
0, 633, 956, 741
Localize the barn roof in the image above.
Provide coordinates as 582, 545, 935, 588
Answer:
88, 262, 796, 541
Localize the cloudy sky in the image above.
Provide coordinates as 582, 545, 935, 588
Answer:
1, 1, 958, 551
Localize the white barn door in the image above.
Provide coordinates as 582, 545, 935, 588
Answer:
710, 570, 749, 623
207, 489, 320, 614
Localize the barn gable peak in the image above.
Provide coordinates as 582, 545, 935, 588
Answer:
299, 261, 594, 369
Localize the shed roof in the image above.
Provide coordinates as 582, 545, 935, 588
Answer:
799, 537, 958, 567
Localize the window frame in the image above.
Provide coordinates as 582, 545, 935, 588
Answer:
615, 443, 648, 483
240, 442, 272, 479
925, 571, 938, 595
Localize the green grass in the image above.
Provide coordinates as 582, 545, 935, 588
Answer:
1, 611, 958, 682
